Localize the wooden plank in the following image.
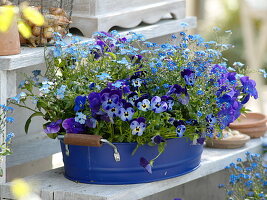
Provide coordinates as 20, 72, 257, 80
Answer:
1, 138, 262, 200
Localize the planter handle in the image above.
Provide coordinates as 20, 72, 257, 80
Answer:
58, 134, 120, 162
61, 134, 103, 147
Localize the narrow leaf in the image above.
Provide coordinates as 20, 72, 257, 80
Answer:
25, 112, 43, 134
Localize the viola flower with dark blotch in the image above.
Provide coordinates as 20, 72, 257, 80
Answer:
44, 119, 62, 134
130, 75, 143, 87
161, 96, 174, 111
206, 114, 217, 125
119, 102, 135, 121
74, 96, 87, 112
130, 117, 146, 136
151, 135, 165, 144
100, 89, 122, 110
88, 92, 101, 113
151, 96, 168, 113
136, 97, 151, 112
62, 118, 86, 133
128, 92, 139, 106
181, 69, 196, 86
140, 157, 152, 174
173, 120, 186, 137
106, 104, 121, 119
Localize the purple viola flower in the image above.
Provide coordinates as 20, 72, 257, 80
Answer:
151, 135, 165, 144
88, 92, 101, 113
140, 157, 152, 174
101, 89, 122, 110
119, 102, 135, 121
74, 96, 87, 112
240, 76, 258, 99
206, 114, 217, 125
197, 137, 205, 145
167, 84, 189, 105
130, 117, 146, 136
161, 96, 174, 111
151, 96, 168, 113
43, 119, 62, 134
173, 120, 186, 137
85, 117, 97, 128
92, 110, 110, 122
181, 69, 196, 86
128, 92, 139, 106
62, 118, 86, 133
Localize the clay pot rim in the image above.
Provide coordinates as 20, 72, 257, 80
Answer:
229, 112, 267, 128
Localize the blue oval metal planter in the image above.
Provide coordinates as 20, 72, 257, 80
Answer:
60, 137, 203, 184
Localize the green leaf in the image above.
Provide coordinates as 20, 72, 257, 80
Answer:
25, 112, 44, 134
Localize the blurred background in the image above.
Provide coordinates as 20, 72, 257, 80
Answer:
187, 0, 267, 114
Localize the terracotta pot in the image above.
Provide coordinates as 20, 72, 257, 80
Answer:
229, 113, 267, 138
206, 132, 250, 149
0, 20, 20, 56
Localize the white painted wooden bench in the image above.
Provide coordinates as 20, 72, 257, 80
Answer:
0, 16, 197, 184
0, 138, 262, 200
71, 0, 186, 37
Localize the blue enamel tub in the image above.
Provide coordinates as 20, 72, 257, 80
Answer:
60, 137, 203, 184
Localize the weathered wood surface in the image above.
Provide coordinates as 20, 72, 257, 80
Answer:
71, 0, 186, 37
1, 138, 262, 200
0, 17, 196, 71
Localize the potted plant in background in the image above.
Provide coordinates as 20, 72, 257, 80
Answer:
10, 29, 259, 184
219, 152, 267, 199
0, 0, 44, 55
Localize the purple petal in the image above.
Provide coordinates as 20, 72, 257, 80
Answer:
140, 157, 152, 174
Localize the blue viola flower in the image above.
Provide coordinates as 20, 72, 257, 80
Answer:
136, 98, 151, 111
74, 96, 87, 112
128, 92, 139, 106
96, 72, 111, 80
119, 103, 135, 121
88, 92, 101, 113
161, 96, 174, 111
106, 104, 121, 119
181, 69, 196, 86
130, 75, 143, 87
62, 118, 86, 133
173, 120, 186, 137
151, 135, 165, 144
75, 112, 87, 124
206, 114, 217, 125
43, 119, 62, 134
130, 117, 146, 136
140, 157, 152, 174
240, 76, 258, 99
85, 117, 97, 128
10, 92, 26, 103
